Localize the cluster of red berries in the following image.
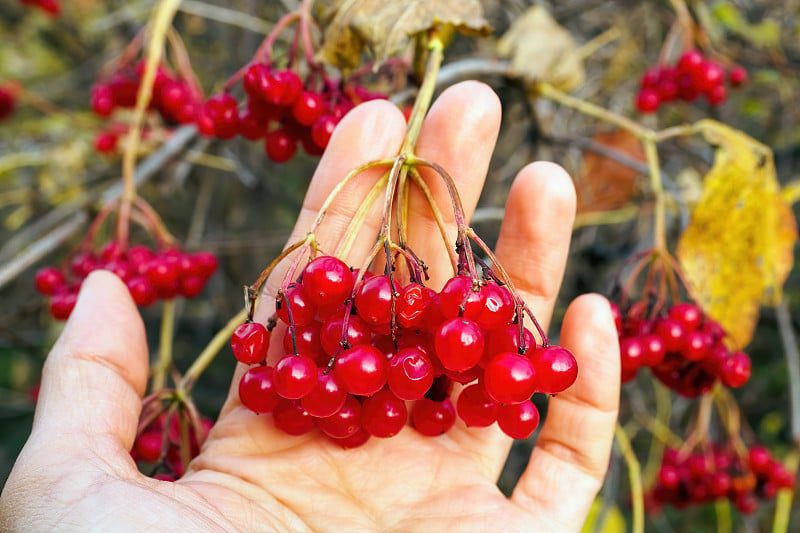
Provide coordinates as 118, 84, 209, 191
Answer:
613, 302, 751, 397
636, 50, 747, 113
18, 0, 60, 16
230, 255, 578, 448
197, 66, 386, 162
0, 85, 15, 124
131, 412, 214, 481
90, 62, 202, 153
34, 241, 218, 320
647, 445, 795, 515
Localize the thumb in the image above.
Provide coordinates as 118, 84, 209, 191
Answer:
30, 270, 149, 458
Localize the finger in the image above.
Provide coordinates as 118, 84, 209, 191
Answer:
28, 270, 149, 460
389, 81, 501, 288
255, 100, 407, 319
449, 162, 577, 479
512, 293, 620, 531
494, 162, 576, 333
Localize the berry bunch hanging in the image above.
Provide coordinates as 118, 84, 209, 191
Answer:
647, 445, 795, 515
636, 49, 747, 113
17, 0, 60, 16
195, 8, 388, 163
614, 301, 751, 397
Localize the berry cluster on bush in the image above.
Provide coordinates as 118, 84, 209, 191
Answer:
90, 62, 202, 154
18, 0, 60, 16
131, 412, 214, 481
636, 49, 747, 113
231, 255, 578, 447
198, 65, 387, 163
34, 241, 218, 320
613, 301, 751, 397
647, 445, 795, 515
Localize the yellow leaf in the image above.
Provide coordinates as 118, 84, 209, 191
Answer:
496, 6, 585, 92
581, 498, 625, 533
315, 0, 491, 71
677, 121, 797, 350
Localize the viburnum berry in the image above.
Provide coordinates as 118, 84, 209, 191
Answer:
34, 266, 65, 295
361, 388, 407, 438
301, 369, 347, 418
230, 321, 270, 365
531, 345, 578, 395
483, 352, 537, 404
273, 354, 318, 399
334, 344, 388, 396
496, 400, 540, 439
412, 398, 456, 436
238, 365, 280, 413
272, 399, 315, 436
302, 256, 354, 306
316, 395, 361, 439
387, 347, 434, 400
434, 318, 485, 372
456, 383, 498, 427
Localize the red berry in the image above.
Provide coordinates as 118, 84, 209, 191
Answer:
496, 400, 540, 439
276, 284, 317, 326
49, 291, 77, 320
668, 303, 703, 331
636, 89, 660, 113
677, 50, 705, 77
134, 431, 163, 462
302, 256, 354, 307
434, 318, 485, 372
272, 399, 315, 435
387, 347, 434, 400
230, 321, 270, 365
238, 365, 279, 413
283, 321, 326, 365
729, 66, 748, 87
474, 282, 515, 330
484, 352, 537, 404
301, 369, 347, 417
316, 395, 361, 439
438, 276, 486, 319
412, 398, 456, 436
531, 345, 578, 395
265, 128, 297, 163
273, 354, 317, 399
320, 314, 370, 357
334, 344, 388, 396
311, 114, 336, 148
361, 389, 407, 438
456, 383, 498, 427
395, 283, 434, 329
126, 276, 157, 307
34, 266, 65, 295
292, 91, 325, 126
354, 275, 399, 328
90, 85, 114, 117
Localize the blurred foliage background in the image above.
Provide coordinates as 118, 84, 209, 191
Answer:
1, 1, 799, 531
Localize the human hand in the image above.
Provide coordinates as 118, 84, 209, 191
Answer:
0, 82, 620, 532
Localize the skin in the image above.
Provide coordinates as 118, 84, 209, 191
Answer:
0, 82, 620, 532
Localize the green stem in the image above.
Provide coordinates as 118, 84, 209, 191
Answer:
400, 33, 444, 155
643, 139, 667, 253
643, 381, 674, 485
715, 499, 732, 533
335, 172, 390, 259
152, 299, 176, 393
407, 167, 458, 273
615, 423, 645, 533
179, 308, 248, 392
772, 448, 799, 533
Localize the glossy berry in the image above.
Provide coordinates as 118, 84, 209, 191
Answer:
636, 89, 660, 113
238, 365, 279, 413
334, 344, 388, 396
230, 322, 270, 365
301, 369, 347, 417
456, 383, 498, 427
316, 395, 361, 439
354, 275, 398, 327
484, 352, 537, 404
273, 354, 317, 399
434, 318, 485, 372
265, 128, 297, 163
361, 389, 407, 438
302, 256, 354, 306
387, 347, 434, 400
496, 400, 540, 439
438, 276, 486, 319
412, 398, 456, 436
531, 345, 578, 395
272, 399, 315, 436
34, 266, 65, 295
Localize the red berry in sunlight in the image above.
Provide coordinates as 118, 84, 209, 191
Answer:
320, 314, 370, 357
531, 345, 578, 394
395, 283, 433, 329
265, 128, 297, 163
729, 66, 748, 87
484, 352, 537, 404
311, 114, 336, 148
334, 344, 388, 396
301, 369, 346, 418
387, 347, 434, 400
636, 89, 660, 113
238, 365, 279, 413
302, 256, 354, 306
485, 325, 536, 362
474, 282, 515, 330
230, 321, 270, 365
354, 275, 398, 327
457, 383, 498, 427
620, 337, 645, 372
273, 354, 317, 399
705, 84, 727, 106
292, 91, 325, 126
34, 266, 65, 295
361, 389, 407, 438
126, 276, 157, 306
272, 399, 315, 436
94, 132, 118, 153
412, 398, 456, 436
719, 351, 751, 388
678, 50, 705, 77
90, 84, 114, 117
668, 303, 702, 331
438, 276, 486, 319
276, 284, 317, 326
434, 318, 485, 372
496, 400, 540, 439
640, 334, 666, 366
654, 319, 686, 352
316, 395, 361, 439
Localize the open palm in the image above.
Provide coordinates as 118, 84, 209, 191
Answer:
1, 82, 619, 532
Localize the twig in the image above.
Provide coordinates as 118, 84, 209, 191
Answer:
0, 125, 197, 292
178, 0, 273, 34
615, 423, 645, 533
777, 298, 800, 444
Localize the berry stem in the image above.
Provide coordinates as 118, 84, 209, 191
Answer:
152, 298, 176, 393
467, 228, 550, 346
615, 423, 645, 533
334, 171, 390, 259
400, 32, 444, 155
180, 308, 248, 392
407, 167, 458, 272
643, 139, 667, 254
249, 236, 312, 299
714, 500, 733, 533
134, 197, 181, 249
256, 11, 301, 64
